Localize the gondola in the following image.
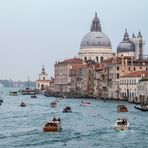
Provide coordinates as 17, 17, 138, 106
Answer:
134, 105, 148, 111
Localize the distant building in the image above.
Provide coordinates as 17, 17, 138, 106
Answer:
119, 71, 148, 102
54, 58, 83, 95
36, 66, 50, 90
79, 12, 114, 63
102, 57, 148, 99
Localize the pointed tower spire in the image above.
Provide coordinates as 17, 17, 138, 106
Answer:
132, 33, 136, 38
41, 65, 46, 74
95, 11, 97, 17
90, 12, 102, 32
137, 30, 142, 38
123, 29, 129, 41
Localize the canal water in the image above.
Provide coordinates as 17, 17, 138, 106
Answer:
0, 88, 148, 148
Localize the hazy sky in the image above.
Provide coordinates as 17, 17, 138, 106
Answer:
0, 0, 148, 81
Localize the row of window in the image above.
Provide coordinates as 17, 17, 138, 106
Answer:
120, 79, 137, 85
120, 92, 136, 98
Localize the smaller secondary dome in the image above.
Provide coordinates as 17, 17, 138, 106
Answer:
117, 29, 135, 53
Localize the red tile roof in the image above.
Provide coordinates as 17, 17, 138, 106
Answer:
122, 71, 148, 77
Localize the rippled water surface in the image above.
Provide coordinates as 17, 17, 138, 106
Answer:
1, 88, 148, 148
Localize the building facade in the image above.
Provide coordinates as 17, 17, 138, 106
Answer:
36, 66, 50, 90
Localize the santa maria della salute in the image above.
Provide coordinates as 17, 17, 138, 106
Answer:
79, 12, 113, 62
79, 12, 145, 62
36, 12, 148, 103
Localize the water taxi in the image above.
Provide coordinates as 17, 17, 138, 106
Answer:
63, 106, 72, 113
50, 101, 57, 108
43, 118, 62, 132
114, 118, 129, 131
117, 105, 128, 112
20, 102, 26, 107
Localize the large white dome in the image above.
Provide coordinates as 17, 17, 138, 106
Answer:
80, 31, 112, 49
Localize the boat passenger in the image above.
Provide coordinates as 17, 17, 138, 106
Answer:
58, 118, 61, 122
53, 117, 57, 121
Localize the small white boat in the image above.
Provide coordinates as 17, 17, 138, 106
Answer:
80, 100, 91, 106
114, 118, 129, 131
50, 101, 57, 108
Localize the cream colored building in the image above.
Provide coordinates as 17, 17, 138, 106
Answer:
36, 66, 50, 90
79, 13, 114, 63
102, 57, 148, 99
120, 71, 148, 102
138, 78, 148, 101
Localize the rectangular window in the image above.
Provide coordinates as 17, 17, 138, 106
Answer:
117, 73, 119, 79
117, 66, 119, 70
128, 67, 130, 71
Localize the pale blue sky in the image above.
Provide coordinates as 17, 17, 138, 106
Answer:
0, 0, 148, 81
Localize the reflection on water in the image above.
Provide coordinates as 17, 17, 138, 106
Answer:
0, 88, 148, 148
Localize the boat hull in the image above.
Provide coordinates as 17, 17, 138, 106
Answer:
80, 103, 91, 107
43, 127, 61, 132
114, 126, 129, 131
134, 105, 148, 111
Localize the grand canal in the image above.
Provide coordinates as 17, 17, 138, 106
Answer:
0, 89, 148, 148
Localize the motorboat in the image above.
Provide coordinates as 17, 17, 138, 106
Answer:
20, 102, 26, 107
117, 105, 128, 112
31, 94, 37, 98
134, 105, 148, 111
80, 100, 91, 106
63, 106, 72, 113
55, 99, 59, 103
43, 118, 62, 132
20, 88, 38, 95
50, 101, 57, 108
0, 97, 3, 103
9, 91, 18, 96
114, 118, 129, 131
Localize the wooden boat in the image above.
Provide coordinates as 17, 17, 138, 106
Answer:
63, 106, 72, 113
43, 119, 62, 132
20, 102, 26, 107
114, 118, 129, 131
134, 105, 148, 111
80, 100, 91, 106
117, 105, 128, 112
50, 101, 57, 108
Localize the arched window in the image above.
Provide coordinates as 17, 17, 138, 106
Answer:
96, 56, 99, 63
100, 56, 104, 63
84, 57, 87, 61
